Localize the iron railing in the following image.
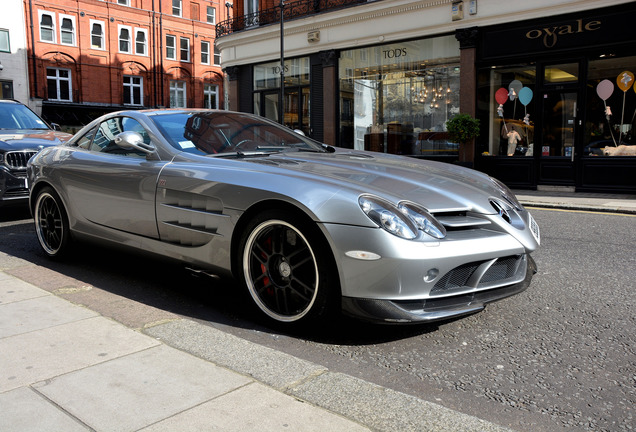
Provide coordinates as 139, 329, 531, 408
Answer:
216, 0, 369, 38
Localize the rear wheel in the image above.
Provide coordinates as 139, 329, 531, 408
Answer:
239, 210, 337, 324
34, 187, 71, 258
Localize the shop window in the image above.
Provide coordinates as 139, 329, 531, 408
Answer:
47, 68, 72, 101
544, 63, 579, 84
585, 55, 636, 156
477, 64, 536, 157
338, 35, 461, 155
170, 80, 187, 108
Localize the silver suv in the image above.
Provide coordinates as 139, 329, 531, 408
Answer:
0, 100, 72, 207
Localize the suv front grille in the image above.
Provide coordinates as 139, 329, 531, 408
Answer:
5, 151, 38, 169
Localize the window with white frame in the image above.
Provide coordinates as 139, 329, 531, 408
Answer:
204, 84, 219, 109
166, 34, 176, 60
39, 11, 55, 43
0, 30, 9, 53
59, 14, 76, 46
179, 37, 190, 62
117, 0, 130, 5
118, 25, 132, 53
207, 6, 216, 24
170, 80, 186, 108
172, 0, 182, 17
47, 68, 72, 101
90, 20, 104, 49
123, 76, 143, 106
201, 41, 210, 64
135, 29, 147, 56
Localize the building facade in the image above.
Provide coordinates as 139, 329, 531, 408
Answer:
216, 0, 636, 193
24, 0, 226, 130
1, 0, 31, 105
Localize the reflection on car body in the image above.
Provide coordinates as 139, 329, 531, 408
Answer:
28, 109, 540, 327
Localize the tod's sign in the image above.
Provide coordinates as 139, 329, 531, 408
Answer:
525, 18, 601, 48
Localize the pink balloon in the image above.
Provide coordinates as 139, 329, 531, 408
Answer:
495, 88, 508, 105
596, 79, 614, 101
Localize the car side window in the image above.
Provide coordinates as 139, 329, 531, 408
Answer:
76, 126, 97, 149
88, 117, 150, 156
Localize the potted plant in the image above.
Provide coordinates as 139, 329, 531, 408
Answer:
445, 113, 480, 165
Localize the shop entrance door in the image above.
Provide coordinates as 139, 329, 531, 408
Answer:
538, 90, 579, 185
260, 88, 310, 136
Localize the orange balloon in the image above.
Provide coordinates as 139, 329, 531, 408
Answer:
617, 71, 634, 92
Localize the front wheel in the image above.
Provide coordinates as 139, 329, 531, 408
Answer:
239, 211, 338, 325
34, 187, 71, 258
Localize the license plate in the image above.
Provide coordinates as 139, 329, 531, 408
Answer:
528, 212, 540, 245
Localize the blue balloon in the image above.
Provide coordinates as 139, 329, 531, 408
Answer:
518, 87, 533, 106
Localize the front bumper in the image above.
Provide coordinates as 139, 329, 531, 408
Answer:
0, 167, 30, 207
342, 255, 537, 323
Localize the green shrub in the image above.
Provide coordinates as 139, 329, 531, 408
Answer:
445, 114, 480, 144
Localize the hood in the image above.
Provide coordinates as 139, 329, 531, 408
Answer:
0, 130, 73, 151
245, 148, 507, 215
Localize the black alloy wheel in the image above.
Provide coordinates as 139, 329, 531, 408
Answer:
34, 187, 70, 258
240, 211, 336, 324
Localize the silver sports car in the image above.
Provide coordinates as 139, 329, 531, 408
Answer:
28, 109, 540, 325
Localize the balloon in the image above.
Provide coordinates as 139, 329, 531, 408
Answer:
617, 71, 634, 92
596, 79, 614, 101
495, 88, 508, 105
508, 80, 523, 101
518, 87, 533, 106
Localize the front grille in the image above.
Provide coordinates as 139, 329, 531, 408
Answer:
5, 151, 38, 169
479, 255, 523, 285
431, 261, 481, 295
431, 255, 527, 297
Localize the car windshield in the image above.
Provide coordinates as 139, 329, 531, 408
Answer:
150, 111, 324, 156
0, 103, 51, 130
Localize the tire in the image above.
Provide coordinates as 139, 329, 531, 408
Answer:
239, 210, 338, 325
34, 187, 71, 258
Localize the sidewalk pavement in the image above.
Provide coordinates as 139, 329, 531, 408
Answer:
513, 187, 636, 214
2, 189, 634, 432
0, 270, 512, 432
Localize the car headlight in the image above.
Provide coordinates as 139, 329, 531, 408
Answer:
398, 202, 446, 239
490, 177, 522, 210
359, 195, 418, 240
359, 195, 446, 240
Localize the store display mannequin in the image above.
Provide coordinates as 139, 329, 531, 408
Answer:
507, 129, 521, 156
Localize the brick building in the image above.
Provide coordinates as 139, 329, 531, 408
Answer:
24, 0, 227, 130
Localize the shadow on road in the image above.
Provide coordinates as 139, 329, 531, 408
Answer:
0, 211, 438, 345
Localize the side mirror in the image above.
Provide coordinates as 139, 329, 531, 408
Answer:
114, 131, 155, 154
50, 122, 62, 131
293, 129, 305, 136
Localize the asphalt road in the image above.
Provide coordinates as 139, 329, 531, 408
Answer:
1, 206, 634, 431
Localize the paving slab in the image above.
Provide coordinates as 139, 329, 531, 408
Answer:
144, 319, 328, 390
0, 387, 89, 432
34, 344, 252, 432
0, 273, 50, 304
140, 381, 370, 432
0, 316, 159, 392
